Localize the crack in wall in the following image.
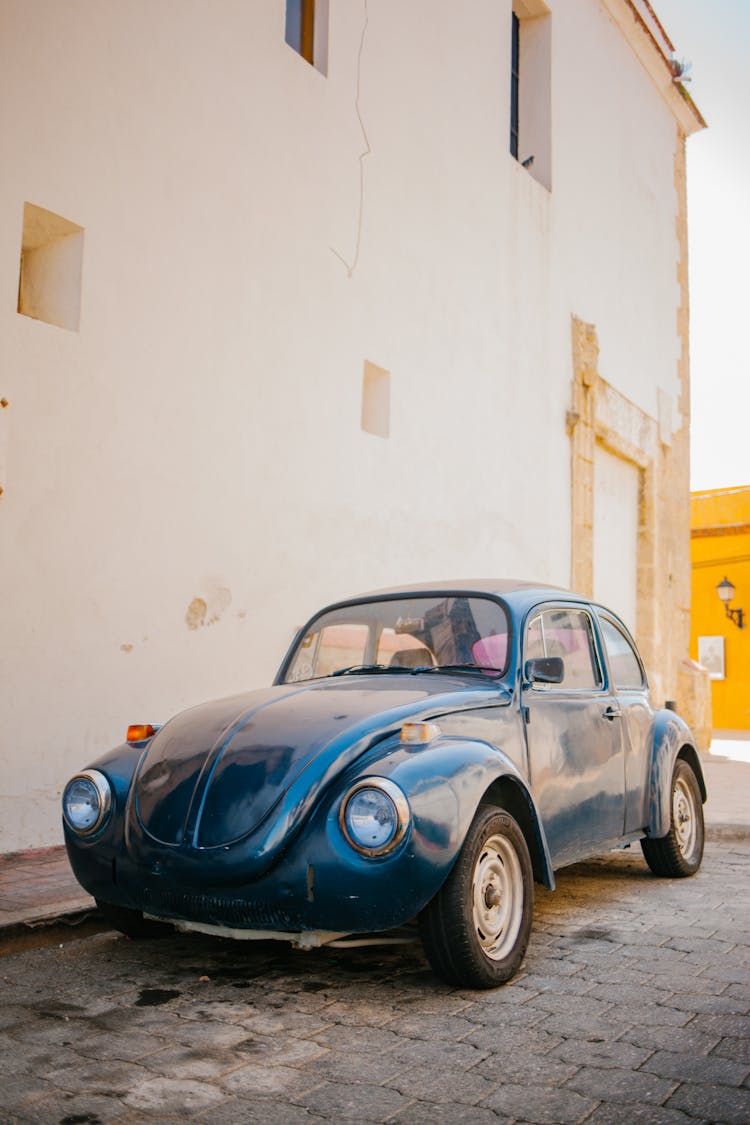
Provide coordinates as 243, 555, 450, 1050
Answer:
330, 0, 370, 278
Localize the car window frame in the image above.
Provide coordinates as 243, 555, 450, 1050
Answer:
276, 591, 513, 685
596, 611, 648, 692
523, 602, 605, 694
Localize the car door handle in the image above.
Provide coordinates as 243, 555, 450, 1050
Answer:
603, 704, 622, 721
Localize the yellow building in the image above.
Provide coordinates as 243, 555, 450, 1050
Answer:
691, 486, 750, 733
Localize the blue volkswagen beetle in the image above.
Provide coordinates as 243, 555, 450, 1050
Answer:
63, 581, 706, 988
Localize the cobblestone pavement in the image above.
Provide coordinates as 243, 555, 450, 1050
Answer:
1, 841, 748, 1125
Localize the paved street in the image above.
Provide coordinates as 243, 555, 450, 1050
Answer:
1, 839, 748, 1124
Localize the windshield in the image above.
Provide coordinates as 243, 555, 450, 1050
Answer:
282, 595, 510, 683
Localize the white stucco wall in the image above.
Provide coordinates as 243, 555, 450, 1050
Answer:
554, 0, 682, 424
0, 0, 688, 851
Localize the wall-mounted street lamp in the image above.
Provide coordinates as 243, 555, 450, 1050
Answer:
716, 577, 744, 629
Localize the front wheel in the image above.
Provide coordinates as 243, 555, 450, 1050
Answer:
419, 807, 534, 989
640, 759, 704, 877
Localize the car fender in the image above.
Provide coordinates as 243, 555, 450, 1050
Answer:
63, 741, 145, 843
344, 734, 555, 894
62, 740, 148, 891
646, 711, 706, 838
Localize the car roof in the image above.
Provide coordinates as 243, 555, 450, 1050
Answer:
336, 579, 595, 618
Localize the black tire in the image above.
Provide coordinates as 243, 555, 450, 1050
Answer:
419, 806, 534, 989
641, 759, 704, 877
96, 900, 174, 939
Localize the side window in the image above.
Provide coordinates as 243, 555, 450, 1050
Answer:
525, 615, 545, 661
526, 608, 602, 690
600, 617, 645, 689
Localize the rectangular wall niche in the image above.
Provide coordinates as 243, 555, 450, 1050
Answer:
17, 202, 84, 331
361, 360, 390, 439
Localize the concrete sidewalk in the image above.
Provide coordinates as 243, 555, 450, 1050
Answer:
701, 751, 750, 837
0, 753, 747, 948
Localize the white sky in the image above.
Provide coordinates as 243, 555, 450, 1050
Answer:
652, 0, 750, 492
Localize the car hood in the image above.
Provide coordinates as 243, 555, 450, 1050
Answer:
132, 674, 508, 850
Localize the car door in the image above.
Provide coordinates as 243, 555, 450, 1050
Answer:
597, 613, 653, 834
521, 604, 626, 867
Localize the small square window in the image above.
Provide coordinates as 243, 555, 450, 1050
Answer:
285, 0, 329, 76
17, 202, 84, 332
361, 360, 390, 439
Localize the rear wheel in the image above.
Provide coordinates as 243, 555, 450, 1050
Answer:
419, 806, 534, 989
640, 759, 704, 877
96, 900, 174, 939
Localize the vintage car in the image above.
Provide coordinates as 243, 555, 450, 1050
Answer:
63, 580, 706, 988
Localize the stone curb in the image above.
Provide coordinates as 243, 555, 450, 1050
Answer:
0, 908, 109, 956
706, 823, 750, 842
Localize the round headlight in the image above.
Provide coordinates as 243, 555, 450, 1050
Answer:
341, 778, 409, 857
62, 770, 112, 836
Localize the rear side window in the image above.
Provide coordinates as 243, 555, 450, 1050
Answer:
525, 607, 602, 690
600, 617, 645, 689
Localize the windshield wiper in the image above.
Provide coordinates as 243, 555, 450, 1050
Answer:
419, 664, 504, 675
330, 664, 415, 677
330, 663, 503, 678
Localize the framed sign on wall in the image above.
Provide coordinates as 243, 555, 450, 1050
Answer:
698, 635, 725, 681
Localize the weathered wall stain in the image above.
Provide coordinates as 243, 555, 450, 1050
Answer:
186, 584, 232, 630
186, 597, 208, 630
208, 586, 232, 624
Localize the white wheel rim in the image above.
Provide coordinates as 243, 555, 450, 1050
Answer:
673, 776, 697, 859
471, 833, 524, 962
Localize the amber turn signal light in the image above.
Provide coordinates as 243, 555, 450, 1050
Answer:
127, 724, 156, 742
400, 722, 441, 744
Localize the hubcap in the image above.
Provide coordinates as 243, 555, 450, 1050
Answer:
673, 776, 697, 858
472, 833, 524, 962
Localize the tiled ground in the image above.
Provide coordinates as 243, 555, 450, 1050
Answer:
1, 841, 748, 1124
